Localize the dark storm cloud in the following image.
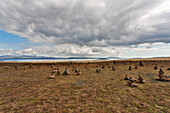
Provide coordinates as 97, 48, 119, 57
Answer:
0, 0, 170, 56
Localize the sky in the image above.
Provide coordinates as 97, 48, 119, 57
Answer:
0, 0, 170, 58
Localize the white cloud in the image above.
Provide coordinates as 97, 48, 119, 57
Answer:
0, 48, 37, 56
0, 0, 170, 57
31, 45, 119, 57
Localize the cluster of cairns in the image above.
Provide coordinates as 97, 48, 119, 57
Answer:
128, 65, 138, 70
75, 67, 82, 75
48, 67, 68, 79
5, 60, 169, 83
14, 65, 32, 70
156, 68, 169, 82
63, 68, 70, 75
96, 65, 115, 73
48, 67, 60, 79
85, 66, 89, 71
48, 72, 55, 79
125, 74, 145, 87
96, 69, 101, 73
139, 61, 144, 67
52, 67, 61, 75
48, 66, 82, 79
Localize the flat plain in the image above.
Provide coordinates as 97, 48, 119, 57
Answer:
0, 59, 170, 113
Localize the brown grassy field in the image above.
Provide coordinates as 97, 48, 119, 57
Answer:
0, 59, 170, 113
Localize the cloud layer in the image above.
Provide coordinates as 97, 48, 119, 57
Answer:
0, 0, 170, 56
0, 48, 37, 56
32, 45, 119, 57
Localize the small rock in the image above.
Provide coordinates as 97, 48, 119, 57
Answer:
73, 81, 85, 85
111, 78, 114, 80
167, 68, 170, 70
140, 103, 144, 106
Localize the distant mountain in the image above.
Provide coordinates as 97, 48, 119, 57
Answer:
107, 57, 122, 59
0, 55, 38, 58
67, 57, 96, 59
0, 55, 123, 61
0, 55, 121, 59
